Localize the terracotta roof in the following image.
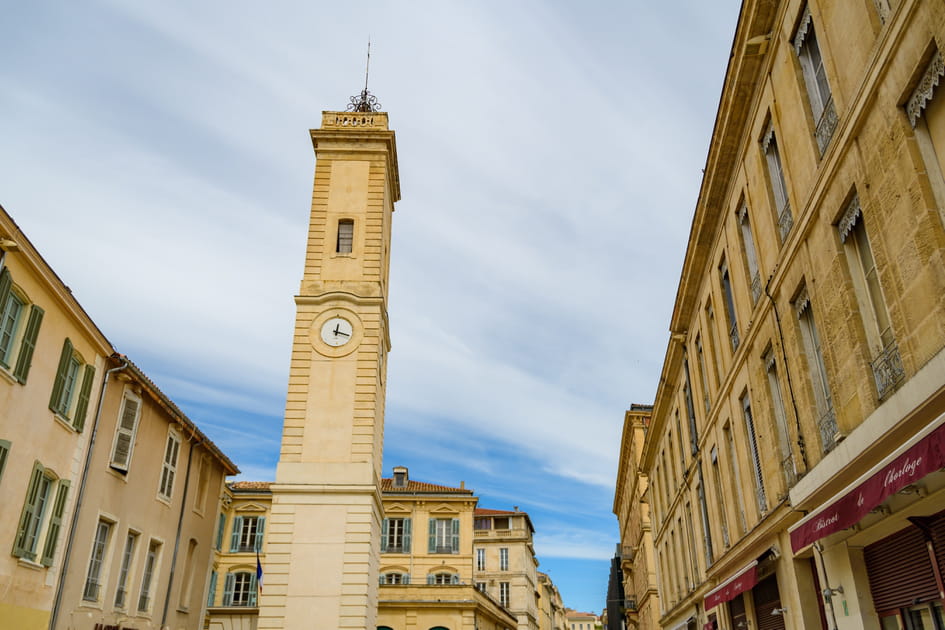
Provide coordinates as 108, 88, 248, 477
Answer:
381, 478, 473, 494
229, 481, 273, 491
474, 508, 517, 516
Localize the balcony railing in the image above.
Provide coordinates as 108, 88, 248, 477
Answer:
778, 203, 794, 242
729, 323, 740, 351
815, 97, 838, 154
871, 341, 905, 401
781, 454, 797, 488
750, 272, 762, 304
819, 407, 839, 452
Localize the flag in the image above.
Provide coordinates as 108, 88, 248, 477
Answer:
256, 550, 264, 594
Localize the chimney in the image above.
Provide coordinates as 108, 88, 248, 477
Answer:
460, 481, 465, 489
393, 466, 408, 488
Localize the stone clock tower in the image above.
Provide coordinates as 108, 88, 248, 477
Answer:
258, 92, 400, 630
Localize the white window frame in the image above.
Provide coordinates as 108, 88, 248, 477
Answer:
796, 286, 838, 451
794, 5, 837, 152
110, 391, 142, 472
476, 547, 485, 571
761, 122, 793, 240
138, 539, 162, 614
114, 530, 139, 609
500, 581, 510, 607
158, 429, 181, 501
740, 393, 767, 515
82, 519, 113, 602
499, 547, 509, 571
764, 348, 796, 486
0, 289, 24, 367
737, 204, 762, 304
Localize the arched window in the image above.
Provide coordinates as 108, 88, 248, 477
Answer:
427, 573, 459, 585
379, 572, 409, 585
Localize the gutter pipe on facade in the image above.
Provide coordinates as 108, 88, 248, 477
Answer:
764, 273, 809, 471
160, 423, 199, 629
48, 356, 129, 630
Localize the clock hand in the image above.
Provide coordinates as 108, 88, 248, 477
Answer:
333, 323, 350, 338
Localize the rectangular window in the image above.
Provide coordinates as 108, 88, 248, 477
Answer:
429, 517, 459, 554
0, 439, 10, 484
500, 581, 510, 607
194, 455, 211, 513
474, 517, 491, 530
697, 465, 714, 565
0, 268, 43, 384
764, 348, 796, 487
14, 462, 53, 561
794, 6, 837, 152
49, 338, 95, 430
158, 430, 181, 500
207, 570, 218, 607
762, 123, 793, 240
224, 572, 258, 607
493, 516, 510, 530
381, 517, 410, 553
737, 204, 762, 304
0, 290, 24, 366
229, 515, 266, 552
795, 286, 838, 451
724, 423, 748, 535
741, 393, 768, 515
695, 335, 711, 413
710, 447, 730, 548
909, 50, 945, 222
114, 531, 138, 609
110, 393, 141, 472
476, 548, 485, 570
336, 219, 354, 254
500, 547, 509, 571
83, 520, 112, 601
683, 358, 699, 454
719, 258, 740, 351
704, 302, 722, 385
381, 572, 408, 584
138, 540, 161, 613
476, 581, 486, 592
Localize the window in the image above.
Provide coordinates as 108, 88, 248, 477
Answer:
223, 571, 258, 606
764, 348, 796, 486
474, 517, 491, 530
381, 517, 411, 553
13, 461, 70, 566
229, 515, 266, 553
428, 517, 459, 554
178, 539, 199, 610
476, 581, 486, 592
193, 456, 211, 514
839, 194, 903, 399
158, 429, 181, 500
719, 258, 740, 351
741, 393, 767, 515
0, 439, 9, 484
724, 423, 748, 535
138, 540, 161, 613
83, 520, 112, 601
695, 335, 711, 413
500, 547, 509, 571
493, 516, 510, 530
215, 513, 226, 551
737, 204, 762, 304
794, 5, 837, 153
500, 581, 510, 607
380, 572, 409, 584
697, 465, 714, 564
795, 285, 838, 451
704, 302, 722, 384
114, 531, 138, 609
476, 547, 485, 570
909, 49, 945, 221
0, 267, 43, 383
428, 572, 459, 585
207, 570, 218, 607
761, 122, 793, 241
49, 338, 95, 430
683, 358, 699, 454
109, 392, 141, 472
336, 219, 354, 254
710, 447, 730, 548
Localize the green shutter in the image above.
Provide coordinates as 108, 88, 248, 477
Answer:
222, 573, 235, 606
255, 517, 265, 552
381, 518, 389, 552
451, 518, 460, 553
428, 518, 436, 553
0, 439, 10, 483
49, 339, 73, 414
403, 573, 410, 585
0, 268, 11, 316
403, 517, 412, 551
73, 364, 95, 431
451, 574, 460, 585
41, 480, 70, 566
248, 573, 258, 607
230, 516, 242, 552
13, 462, 44, 558
215, 513, 226, 550
427, 574, 435, 585
13, 305, 43, 383
207, 571, 217, 607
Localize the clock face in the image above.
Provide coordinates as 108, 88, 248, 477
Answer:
320, 317, 353, 347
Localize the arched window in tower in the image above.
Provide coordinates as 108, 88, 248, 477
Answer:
337, 219, 354, 254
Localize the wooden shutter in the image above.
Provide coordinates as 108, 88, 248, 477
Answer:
230, 516, 243, 552
13, 305, 43, 383
0, 439, 10, 482
249, 573, 258, 606
49, 339, 73, 413
428, 518, 436, 553
451, 518, 460, 553
13, 463, 44, 557
207, 571, 217, 607
0, 268, 11, 312
216, 513, 226, 550
111, 396, 140, 470
222, 573, 235, 606
73, 364, 96, 431
451, 574, 460, 584
865, 523, 939, 611
427, 574, 435, 585
381, 518, 389, 552
752, 576, 785, 630
403, 517, 412, 551
40, 480, 70, 566
255, 517, 266, 552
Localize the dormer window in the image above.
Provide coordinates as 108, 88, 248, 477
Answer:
392, 466, 408, 488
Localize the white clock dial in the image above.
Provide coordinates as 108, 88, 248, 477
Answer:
320, 317, 353, 347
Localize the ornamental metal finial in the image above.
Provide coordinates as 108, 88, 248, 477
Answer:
347, 39, 381, 112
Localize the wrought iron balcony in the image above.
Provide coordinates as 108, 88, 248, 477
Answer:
819, 407, 839, 452
778, 203, 794, 241
871, 341, 905, 400
729, 323, 740, 351
815, 97, 838, 154
750, 272, 762, 304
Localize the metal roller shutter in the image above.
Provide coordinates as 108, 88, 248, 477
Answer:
865, 523, 939, 611
752, 576, 786, 630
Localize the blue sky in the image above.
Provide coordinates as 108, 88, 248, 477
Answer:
2, 0, 741, 614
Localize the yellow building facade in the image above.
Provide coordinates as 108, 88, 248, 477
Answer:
617, 0, 945, 628
537, 572, 568, 630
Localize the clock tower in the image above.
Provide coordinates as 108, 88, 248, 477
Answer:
258, 92, 400, 630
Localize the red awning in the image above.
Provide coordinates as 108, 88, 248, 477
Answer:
704, 561, 758, 611
790, 420, 945, 553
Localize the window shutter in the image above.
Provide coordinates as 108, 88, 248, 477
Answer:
230, 516, 242, 552
73, 365, 96, 431
13, 463, 44, 557
13, 306, 43, 383
451, 574, 460, 585
428, 518, 436, 553
403, 573, 410, 585
40, 480, 70, 566
207, 571, 217, 607
111, 397, 139, 470
451, 518, 460, 553
49, 339, 73, 413
378, 575, 385, 585
215, 513, 226, 550
255, 517, 266, 552
403, 517, 412, 551
0, 268, 11, 313
427, 574, 435, 585
0, 439, 10, 482
249, 573, 258, 606
222, 573, 235, 606
381, 518, 389, 552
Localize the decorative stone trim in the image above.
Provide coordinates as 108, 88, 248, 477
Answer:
907, 50, 944, 128
794, 284, 811, 319
871, 341, 905, 400
793, 5, 813, 55
761, 123, 776, 153
738, 203, 749, 224
838, 194, 862, 243
778, 203, 794, 241
815, 97, 838, 154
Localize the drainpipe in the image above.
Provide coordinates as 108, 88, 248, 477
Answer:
48, 356, 129, 630
764, 273, 809, 471
161, 424, 198, 628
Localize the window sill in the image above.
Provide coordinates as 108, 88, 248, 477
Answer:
51, 412, 78, 433
0, 365, 18, 385
16, 557, 44, 571
78, 600, 104, 611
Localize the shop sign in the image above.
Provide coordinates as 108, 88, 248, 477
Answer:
704, 562, 758, 610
